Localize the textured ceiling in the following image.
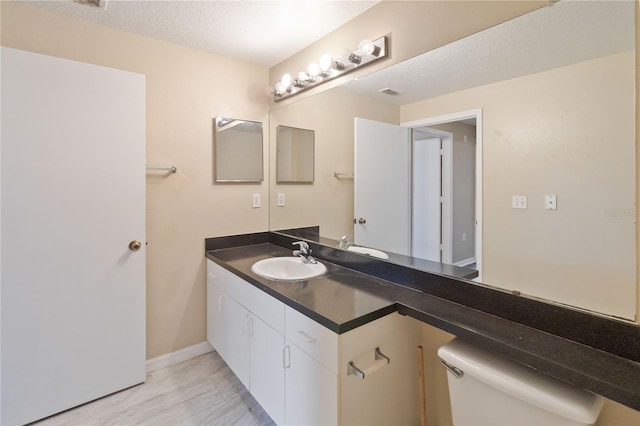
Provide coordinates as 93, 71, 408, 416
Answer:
343, 0, 635, 105
24, 0, 379, 67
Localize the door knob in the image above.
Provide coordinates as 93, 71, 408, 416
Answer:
128, 240, 142, 251
355, 218, 366, 224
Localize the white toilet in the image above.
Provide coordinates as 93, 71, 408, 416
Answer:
438, 339, 604, 426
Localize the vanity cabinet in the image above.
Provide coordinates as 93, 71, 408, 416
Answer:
207, 259, 286, 423
284, 305, 339, 425
285, 340, 338, 425
223, 270, 286, 425
205, 259, 420, 425
284, 305, 421, 425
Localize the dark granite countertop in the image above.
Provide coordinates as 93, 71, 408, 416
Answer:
275, 226, 478, 280
205, 232, 640, 412
206, 243, 397, 333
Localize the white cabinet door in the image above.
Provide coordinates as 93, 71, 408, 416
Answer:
285, 342, 338, 426
213, 272, 286, 424
206, 282, 226, 358
1, 47, 145, 425
250, 316, 285, 425
224, 296, 251, 389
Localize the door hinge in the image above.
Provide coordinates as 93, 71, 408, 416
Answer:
439, 244, 444, 251
440, 148, 444, 156
440, 196, 444, 203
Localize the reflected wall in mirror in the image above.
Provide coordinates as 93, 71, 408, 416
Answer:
277, 126, 315, 183
269, 1, 637, 321
214, 117, 263, 182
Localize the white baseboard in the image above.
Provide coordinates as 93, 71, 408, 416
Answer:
453, 257, 476, 267
146, 341, 213, 373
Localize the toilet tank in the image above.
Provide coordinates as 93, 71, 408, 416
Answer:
438, 339, 604, 426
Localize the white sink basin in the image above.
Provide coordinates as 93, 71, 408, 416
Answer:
251, 257, 327, 281
347, 246, 389, 259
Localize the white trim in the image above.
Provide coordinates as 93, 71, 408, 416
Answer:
453, 257, 476, 267
146, 341, 214, 373
402, 108, 483, 281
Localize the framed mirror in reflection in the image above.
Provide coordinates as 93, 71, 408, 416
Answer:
277, 125, 315, 183
214, 117, 263, 182
269, 0, 637, 321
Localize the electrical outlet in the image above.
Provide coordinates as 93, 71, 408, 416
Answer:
252, 193, 261, 208
545, 195, 557, 210
277, 193, 285, 207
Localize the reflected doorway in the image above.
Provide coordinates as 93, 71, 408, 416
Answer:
403, 109, 482, 281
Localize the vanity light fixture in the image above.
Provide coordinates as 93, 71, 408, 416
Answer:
268, 36, 388, 102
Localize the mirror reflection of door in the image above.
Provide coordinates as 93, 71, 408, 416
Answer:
354, 118, 412, 256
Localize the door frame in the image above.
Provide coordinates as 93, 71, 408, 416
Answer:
402, 108, 483, 281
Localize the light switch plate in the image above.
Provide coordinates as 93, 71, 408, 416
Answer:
512, 195, 527, 209
252, 193, 261, 208
277, 193, 285, 207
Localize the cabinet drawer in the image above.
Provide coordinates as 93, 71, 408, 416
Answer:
285, 306, 338, 374
206, 259, 226, 291
227, 273, 285, 334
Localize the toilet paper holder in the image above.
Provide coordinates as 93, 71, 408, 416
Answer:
347, 347, 390, 379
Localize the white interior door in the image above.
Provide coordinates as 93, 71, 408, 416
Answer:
1, 47, 146, 425
354, 118, 411, 256
412, 137, 442, 261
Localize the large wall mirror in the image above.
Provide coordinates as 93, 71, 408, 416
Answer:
269, 1, 637, 321
214, 117, 263, 182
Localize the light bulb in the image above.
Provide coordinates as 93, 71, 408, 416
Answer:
281, 73, 292, 88
359, 39, 381, 56
319, 54, 333, 72
298, 71, 310, 81
275, 82, 286, 96
308, 62, 320, 78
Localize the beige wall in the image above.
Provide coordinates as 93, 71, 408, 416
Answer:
269, 87, 398, 239
402, 52, 636, 321
0, 2, 270, 359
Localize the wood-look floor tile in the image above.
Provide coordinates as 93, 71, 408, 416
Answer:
31, 351, 275, 426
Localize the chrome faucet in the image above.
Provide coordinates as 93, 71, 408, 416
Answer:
292, 241, 317, 264
339, 235, 354, 249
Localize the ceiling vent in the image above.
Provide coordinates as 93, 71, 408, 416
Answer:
378, 87, 400, 96
73, 0, 107, 9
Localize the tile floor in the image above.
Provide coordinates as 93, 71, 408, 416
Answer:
32, 351, 275, 426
